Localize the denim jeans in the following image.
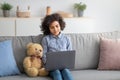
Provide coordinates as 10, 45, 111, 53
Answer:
50, 68, 73, 80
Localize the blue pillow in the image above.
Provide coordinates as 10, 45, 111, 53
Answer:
0, 40, 20, 77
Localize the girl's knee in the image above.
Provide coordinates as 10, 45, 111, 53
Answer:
61, 69, 73, 80
50, 70, 62, 80
62, 68, 70, 73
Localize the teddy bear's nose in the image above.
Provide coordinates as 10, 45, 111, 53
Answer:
36, 51, 40, 54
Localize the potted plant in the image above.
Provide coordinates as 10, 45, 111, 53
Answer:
74, 2, 87, 17
0, 2, 13, 17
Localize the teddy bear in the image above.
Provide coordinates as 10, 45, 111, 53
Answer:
23, 43, 49, 77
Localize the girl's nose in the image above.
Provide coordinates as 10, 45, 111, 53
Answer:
54, 27, 57, 31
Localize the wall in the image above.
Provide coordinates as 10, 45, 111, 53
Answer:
0, 0, 120, 33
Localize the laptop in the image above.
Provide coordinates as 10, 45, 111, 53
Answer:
44, 50, 75, 71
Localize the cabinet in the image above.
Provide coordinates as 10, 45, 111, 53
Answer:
0, 17, 94, 36
63, 18, 95, 33
0, 17, 42, 36
16, 18, 41, 36
0, 18, 15, 36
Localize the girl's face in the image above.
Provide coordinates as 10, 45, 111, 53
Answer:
49, 21, 61, 36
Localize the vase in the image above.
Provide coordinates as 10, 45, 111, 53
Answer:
3, 10, 10, 17
78, 10, 84, 17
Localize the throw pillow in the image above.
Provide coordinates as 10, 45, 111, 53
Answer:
98, 37, 120, 70
0, 40, 20, 77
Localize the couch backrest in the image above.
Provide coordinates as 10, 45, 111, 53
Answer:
0, 31, 120, 73
67, 31, 120, 70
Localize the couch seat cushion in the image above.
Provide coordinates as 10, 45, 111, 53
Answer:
71, 70, 120, 80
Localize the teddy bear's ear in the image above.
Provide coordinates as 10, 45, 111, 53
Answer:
27, 43, 33, 49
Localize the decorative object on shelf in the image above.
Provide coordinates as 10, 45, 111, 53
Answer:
46, 6, 51, 16
16, 6, 31, 18
74, 2, 87, 17
0, 2, 13, 17
56, 11, 73, 18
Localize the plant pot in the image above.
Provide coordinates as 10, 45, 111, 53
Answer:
3, 10, 10, 17
78, 10, 84, 17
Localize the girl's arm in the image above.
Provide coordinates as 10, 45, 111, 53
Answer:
67, 36, 72, 50
41, 37, 48, 64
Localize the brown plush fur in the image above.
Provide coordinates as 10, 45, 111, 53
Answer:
23, 43, 49, 77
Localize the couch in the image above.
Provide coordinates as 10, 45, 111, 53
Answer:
0, 31, 120, 80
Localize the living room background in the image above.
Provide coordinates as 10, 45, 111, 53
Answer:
0, 0, 120, 32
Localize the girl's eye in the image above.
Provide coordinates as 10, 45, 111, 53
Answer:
50, 26, 54, 29
56, 25, 58, 28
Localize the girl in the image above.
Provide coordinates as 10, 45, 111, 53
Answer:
41, 13, 73, 80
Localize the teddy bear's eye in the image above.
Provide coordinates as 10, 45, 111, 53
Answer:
39, 50, 42, 52
35, 48, 37, 50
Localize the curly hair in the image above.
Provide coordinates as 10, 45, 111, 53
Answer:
40, 13, 65, 35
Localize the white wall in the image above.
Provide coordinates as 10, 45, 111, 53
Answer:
0, 0, 120, 33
